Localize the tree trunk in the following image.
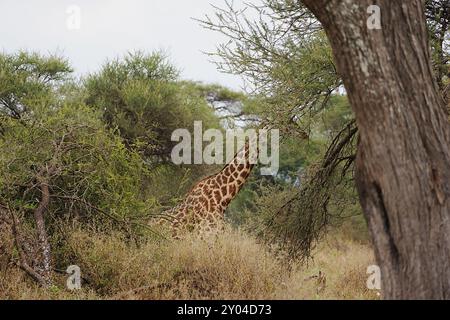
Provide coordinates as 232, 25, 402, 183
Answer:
301, 0, 450, 299
34, 174, 52, 286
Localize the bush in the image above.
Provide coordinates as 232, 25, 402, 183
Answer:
84, 51, 220, 160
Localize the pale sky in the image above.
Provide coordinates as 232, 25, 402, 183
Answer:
0, 0, 245, 90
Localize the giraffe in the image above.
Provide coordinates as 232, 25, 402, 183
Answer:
159, 138, 258, 239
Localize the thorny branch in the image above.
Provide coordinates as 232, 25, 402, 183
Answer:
263, 120, 358, 259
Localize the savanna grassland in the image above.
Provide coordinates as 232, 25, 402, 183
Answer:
0, 226, 376, 300
1, 0, 448, 300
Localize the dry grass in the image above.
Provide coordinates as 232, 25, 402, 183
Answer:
0, 227, 378, 300
276, 233, 379, 299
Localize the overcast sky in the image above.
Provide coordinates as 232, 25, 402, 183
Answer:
0, 0, 245, 90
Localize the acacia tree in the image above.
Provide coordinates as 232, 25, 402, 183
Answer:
201, 0, 449, 298
0, 52, 160, 286
301, 0, 450, 299
84, 51, 220, 161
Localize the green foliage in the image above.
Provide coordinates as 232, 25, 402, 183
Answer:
0, 103, 156, 228
250, 118, 358, 259
84, 51, 220, 159
184, 81, 246, 101
200, 2, 341, 139
0, 51, 72, 119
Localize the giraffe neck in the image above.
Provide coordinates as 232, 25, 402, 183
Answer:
214, 140, 257, 206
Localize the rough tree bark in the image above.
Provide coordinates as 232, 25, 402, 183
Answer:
301, 0, 450, 299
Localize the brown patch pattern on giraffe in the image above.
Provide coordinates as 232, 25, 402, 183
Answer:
158, 142, 256, 239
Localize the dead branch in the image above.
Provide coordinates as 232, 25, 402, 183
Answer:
9, 208, 48, 286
